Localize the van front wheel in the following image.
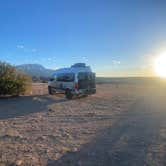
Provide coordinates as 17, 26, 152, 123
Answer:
65, 90, 73, 99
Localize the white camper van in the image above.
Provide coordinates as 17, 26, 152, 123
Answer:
48, 63, 96, 99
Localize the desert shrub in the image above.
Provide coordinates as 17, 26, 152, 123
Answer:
0, 62, 32, 96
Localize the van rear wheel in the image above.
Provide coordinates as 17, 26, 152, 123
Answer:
65, 90, 73, 99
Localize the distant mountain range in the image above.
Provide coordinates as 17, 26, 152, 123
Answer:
16, 64, 157, 84
16, 64, 55, 77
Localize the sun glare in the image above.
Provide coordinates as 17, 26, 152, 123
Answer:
154, 52, 166, 77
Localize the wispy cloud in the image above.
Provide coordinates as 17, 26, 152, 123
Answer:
82, 56, 88, 62
112, 60, 121, 65
16, 44, 24, 49
16, 45, 38, 54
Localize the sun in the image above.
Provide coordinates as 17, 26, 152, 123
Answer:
154, 52, 166, 77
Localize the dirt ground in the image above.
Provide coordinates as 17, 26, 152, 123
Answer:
0, 83, 166, 165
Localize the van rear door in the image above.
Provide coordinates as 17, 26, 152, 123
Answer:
78, 72, 96, 90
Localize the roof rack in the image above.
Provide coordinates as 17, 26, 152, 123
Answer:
71, 63, 86, 68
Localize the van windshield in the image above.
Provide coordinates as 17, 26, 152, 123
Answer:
56, 73, 74, 82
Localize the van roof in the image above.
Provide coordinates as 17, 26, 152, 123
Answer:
53, 66, 92, 75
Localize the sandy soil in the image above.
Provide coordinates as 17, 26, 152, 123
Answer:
0, 83, 166, 165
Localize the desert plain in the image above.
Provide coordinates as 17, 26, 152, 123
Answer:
0, 81, 166, 166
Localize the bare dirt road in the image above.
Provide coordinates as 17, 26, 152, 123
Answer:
0, 83, 166, 166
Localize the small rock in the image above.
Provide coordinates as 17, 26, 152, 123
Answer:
62, 132, 71, 138
16, 160, 22, 165
48, 109, 53, 112
72, 147, 78, 152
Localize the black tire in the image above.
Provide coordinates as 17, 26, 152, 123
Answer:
65, 90, 73, 99
83, 94, 88, 97
48, 86, 53, 95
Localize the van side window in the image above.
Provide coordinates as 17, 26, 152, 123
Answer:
57, 73, 74, 82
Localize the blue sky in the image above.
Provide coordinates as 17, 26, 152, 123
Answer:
0, 0, 166, 76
